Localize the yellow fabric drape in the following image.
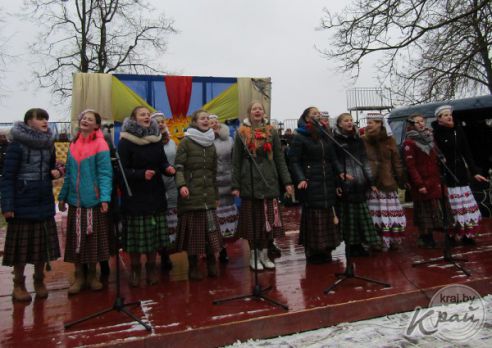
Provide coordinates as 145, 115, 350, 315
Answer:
111, 76, 155, 122
237, 77, 272, 121
71, 73, 113, 134
202, 83, 239, 122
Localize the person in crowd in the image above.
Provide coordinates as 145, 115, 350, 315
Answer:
58, 109, 113, 294
208, 114, 239, 263
362, 114, 406, 250
1, 108, 62, 301
232, 101, 293, 270
289, 106, 341, 263
432, 105, 487, 244
175, 109, 222, 280
333, 113, 381, 256
282, 128, 294, 145
118, 106, 176, 287
151, 112, 177, 271
403, 114, 448, 248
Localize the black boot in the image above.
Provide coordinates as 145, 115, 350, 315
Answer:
461, 235, 476, 246
219, 247, 229, 264
268, 240, 281, 259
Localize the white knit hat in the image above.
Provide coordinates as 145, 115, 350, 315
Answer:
151, 112, 166, 120
434, 105, 453, 117
208, 114, 218, 120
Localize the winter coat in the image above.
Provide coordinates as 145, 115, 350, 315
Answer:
118, 118, 172, 215
333, 127, 374, 203
289, 118, 340, 208
58, 130, 113, 208
214, 124, 234, 206
231, 119, 292, 199
432, 122, 480, 187
362, 130, 405, 192
174, 133, 218, 214
0, 122, 57, 220
163, 139, 178, 209
403, 135, 443, 201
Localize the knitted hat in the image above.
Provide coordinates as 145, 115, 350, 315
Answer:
208, 114, 218, 120
150, 112, 166, 120
434, 105, 453, 117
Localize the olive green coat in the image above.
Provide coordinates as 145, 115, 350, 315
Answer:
175, 137, 218, 214
231, 124, 292, 199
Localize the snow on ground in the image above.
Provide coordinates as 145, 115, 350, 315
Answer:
225, 295, 492, 348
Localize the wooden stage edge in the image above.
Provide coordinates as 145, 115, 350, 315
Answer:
106, 277, 492, 348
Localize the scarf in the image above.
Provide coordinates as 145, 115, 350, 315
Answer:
120, 117, 162, 145
184, 127, 215, 147
406, 129, 434, 155
238, 118, 274, 159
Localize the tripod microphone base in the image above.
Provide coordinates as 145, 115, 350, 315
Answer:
324, 263, 391, 294
213, 285, 289, 311
412, 252, 471, 276
64, 297, 152, 331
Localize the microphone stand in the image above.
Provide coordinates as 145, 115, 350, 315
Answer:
310, 120, 390, 294
213, 128, 288, 310
65, 124, 152, 331
412, 148, 471, 276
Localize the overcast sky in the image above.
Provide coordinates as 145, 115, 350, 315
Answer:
0, 0, 379, 123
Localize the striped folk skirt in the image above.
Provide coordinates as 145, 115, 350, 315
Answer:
367, 190, 406, 248
299, 207, 341, 255
448, 186, 481, 236
176, 210, 222, 256
64, 206, 111, 264
236, 198, 284, 249
216, 202, 239, 239
2, 217, 60, 266
123, 211, 171, 254
340, 201, 381, 247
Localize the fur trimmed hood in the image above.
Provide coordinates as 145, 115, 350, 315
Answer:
120, 117, 162, 145
215, 123, 230, 141
10, 121, 54, 149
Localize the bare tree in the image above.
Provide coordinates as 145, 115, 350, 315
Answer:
320, 0, 492, 104
24, 0, 176, 99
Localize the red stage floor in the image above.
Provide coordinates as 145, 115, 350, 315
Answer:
1, 207, 492, 347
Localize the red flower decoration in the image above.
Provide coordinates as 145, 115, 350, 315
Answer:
255, 129, 266, 140
263, 142, 272, 153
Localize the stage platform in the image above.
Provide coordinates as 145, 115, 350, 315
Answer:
1, 207, 492, 347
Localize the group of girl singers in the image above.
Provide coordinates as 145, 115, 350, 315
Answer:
1, 102, 485, 301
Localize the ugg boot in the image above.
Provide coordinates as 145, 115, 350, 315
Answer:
206, 254, 218, 278
145, 262, 159, 285
129, 263, 142, 287
249, 250, 264, 271
33, 263, 48, 299
188, 255, 203, 281
259, 249, 275, 269
68, 264, 85, 295
87, 263, 103, 291
13, 265, 32, 302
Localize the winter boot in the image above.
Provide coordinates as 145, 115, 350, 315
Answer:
87, 263, 103, 291
145, 262, 159, 285
33, 263, 48, 299
129, 263, 142, 287
219, 247, 229, 264
12, 264, 32, 302
188, 255, 204, 281
68, 264, 86, 295
249, 249, 264, 271
259, 248, 275, 269
206, 254, 218, 278
268, 240, 281, 259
